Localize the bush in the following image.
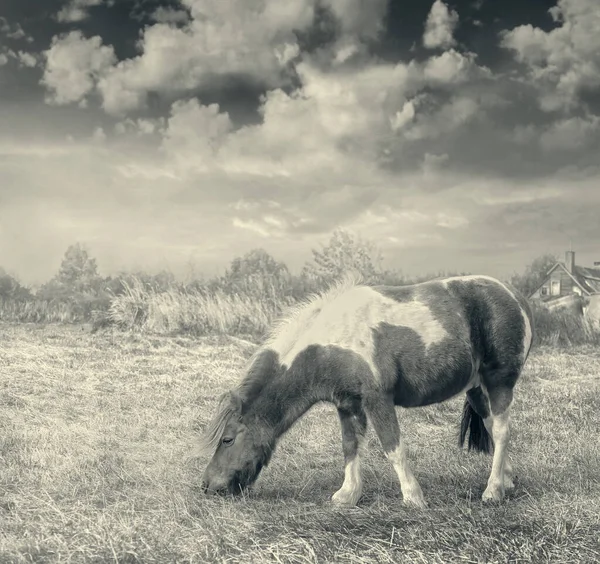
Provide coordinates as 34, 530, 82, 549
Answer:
0, 299, 79, 324
106, 276, 292, 339
531, 302, 600, 347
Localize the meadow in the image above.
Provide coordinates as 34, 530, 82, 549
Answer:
1, 322, 600, 563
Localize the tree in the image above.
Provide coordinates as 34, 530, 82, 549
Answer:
56, 243, 99, 288
0, 267, 33, 301
37, 243, 105, 318
302, 228, 383, 285
228, 249, 289, 281
209, 249, 293, 301
510, 253, 558, 297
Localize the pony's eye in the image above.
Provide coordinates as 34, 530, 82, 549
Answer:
222, 437, 235, 446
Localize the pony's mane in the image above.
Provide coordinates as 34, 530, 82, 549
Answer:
197, 393, 238, 456
262, 272, 365, 349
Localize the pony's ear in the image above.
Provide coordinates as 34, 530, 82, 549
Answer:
227, 390, 244, 415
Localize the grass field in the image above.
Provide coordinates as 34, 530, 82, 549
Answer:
1, 323, 600, 563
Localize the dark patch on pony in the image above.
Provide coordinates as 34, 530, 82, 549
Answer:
249, 344, 370, 435
371, 321, 474, 407
198, 349, 282, 455
459, 399, 493, 454
445, 278, 525, 379
372, 284, 475, 407
236, 349, 283, 411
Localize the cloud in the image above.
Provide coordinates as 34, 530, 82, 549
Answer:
423, 49, 490, 84
41, 31, 116, 106
539, 115, 600, 152
155, 46, 497, 185
500, 0, 600, 111
92, 126, 107, 142
114, 117, 166, 136
157, 58, 419, 181
150, 6, 190, 25
323, 0, 388, 40
94, 0, 316, 114
391, 100, 416, 132
41, 0, 393, 116
0, 54, 8, 66
423, 0, 459, 49
17, 51, 37, 68
56, 0, 109, 23
403, 96, 480, 140
0, 17, 34, 42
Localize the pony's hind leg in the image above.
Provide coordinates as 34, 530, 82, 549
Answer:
482, 414, 515, 491
363, 392, 426, 508
331, 406, 367, 506
463, 386, 514, 493
481, 384, 515, 503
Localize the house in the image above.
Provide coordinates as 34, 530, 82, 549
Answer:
529, 251, 600, 302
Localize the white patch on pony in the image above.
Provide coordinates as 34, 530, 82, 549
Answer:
331, 437, 364, 506
519, 306, 533, 362
482, 409, 511, 502
386, 441, 427, 508
439, 274, 507, 287
267, 281, 447, 380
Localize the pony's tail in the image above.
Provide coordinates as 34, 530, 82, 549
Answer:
459, 399, 493, 454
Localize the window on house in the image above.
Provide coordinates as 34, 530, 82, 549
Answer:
541, 287, 548, 296
551, 280, 561, 296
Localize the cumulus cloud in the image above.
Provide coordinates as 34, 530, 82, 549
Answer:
391, 100, 416, 132
0, 17, 34, 42
115, 117, 166, 136
423, 0, 459, 49
92, 126, 107, 142
232, 199, 312, 238
17, 51, 37, 68
150, 6, 190, 24
56, 0, 108, 23
41, 0, 394, 115
154, 43, 498, 185
423, 49, 489, 84
403, 96, 480, 140
161, 100, 234, 173
539, 115, 600, 152
0, 54, 8, 66
94, 0, 316, 114
500, 0, 600, 111
158, 58, 421, 179
323, 0, 388, 40
41, 31, 116, 106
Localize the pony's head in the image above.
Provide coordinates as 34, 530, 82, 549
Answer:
200, 390, 274, 496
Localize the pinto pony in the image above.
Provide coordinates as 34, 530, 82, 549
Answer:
200, 275, 534, 507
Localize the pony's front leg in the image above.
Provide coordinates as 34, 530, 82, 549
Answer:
331, 407, 367, 506
364, 392, 427, 508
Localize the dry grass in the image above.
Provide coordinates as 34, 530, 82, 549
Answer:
1, 323, 599, 563
105, 279, 288, 340
532, 305, 600, 348
0, 299, 79, 324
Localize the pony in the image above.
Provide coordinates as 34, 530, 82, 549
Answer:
199, 274, 534, 507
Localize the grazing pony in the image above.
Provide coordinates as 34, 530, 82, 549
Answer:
200, 275, 534, 507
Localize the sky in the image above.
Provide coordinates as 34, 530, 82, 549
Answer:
1, 0, 600, 285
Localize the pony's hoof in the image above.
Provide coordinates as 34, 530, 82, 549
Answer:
331, 488, 361, 507
403, 488, 428, 509
481, 486, 504, 503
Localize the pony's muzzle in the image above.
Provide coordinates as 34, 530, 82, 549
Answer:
201, 478, 242, 496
